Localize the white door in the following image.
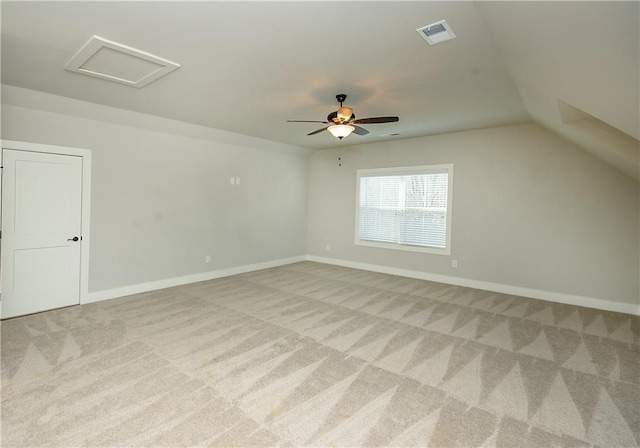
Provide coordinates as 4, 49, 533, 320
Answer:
1, 149, 83, 318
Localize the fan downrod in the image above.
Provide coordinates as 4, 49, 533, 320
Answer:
336, 94, 347, 106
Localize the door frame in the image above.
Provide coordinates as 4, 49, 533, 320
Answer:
1, 139, 92, 309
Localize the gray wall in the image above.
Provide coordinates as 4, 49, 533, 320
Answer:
3, 86, 638, 309
307, 123, 639, 306
2, 88, 309, 293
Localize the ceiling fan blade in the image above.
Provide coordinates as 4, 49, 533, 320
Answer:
352, 116, 399, 124
287, 120, 329, 123
352, 125, 369, 136
307, 127, 328, 136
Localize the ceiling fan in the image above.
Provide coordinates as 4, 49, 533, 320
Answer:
287, 94, 399, 140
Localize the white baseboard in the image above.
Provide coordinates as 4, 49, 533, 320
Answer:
82, 253, 639, 316
84, 255, 306, 305
306, 255, 640, 316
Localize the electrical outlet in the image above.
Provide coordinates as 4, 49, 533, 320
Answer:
235, 177, 241, 185
326, 244, 331, 251
230, 177, 235, 185
205, 255, 211, 263
451, 259, 458, 268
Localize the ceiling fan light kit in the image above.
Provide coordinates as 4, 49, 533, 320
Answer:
328, 124, 355, 140
287, 93, 399, 141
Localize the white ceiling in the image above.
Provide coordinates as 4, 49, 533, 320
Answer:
1, 1, 638, 179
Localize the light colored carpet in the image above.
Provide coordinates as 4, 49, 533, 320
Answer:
1, 261, 638, 447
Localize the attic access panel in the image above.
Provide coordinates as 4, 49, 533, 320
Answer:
64, 35, 180, 88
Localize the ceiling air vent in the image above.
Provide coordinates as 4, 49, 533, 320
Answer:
64, 35, 180, 88
416, 20, 456, 45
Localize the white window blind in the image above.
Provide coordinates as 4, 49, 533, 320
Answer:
356, 165, 453, 255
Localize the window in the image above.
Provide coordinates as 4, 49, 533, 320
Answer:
355, 164, 453, 255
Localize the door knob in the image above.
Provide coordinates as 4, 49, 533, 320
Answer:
67, 236, 79, 242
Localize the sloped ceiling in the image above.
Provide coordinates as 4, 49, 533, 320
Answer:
1, 1, 638, 180
475, 1, 639, 180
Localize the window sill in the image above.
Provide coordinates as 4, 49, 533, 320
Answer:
354, 239, 451, 256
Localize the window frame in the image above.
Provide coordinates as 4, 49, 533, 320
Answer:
354, 164, 454, 256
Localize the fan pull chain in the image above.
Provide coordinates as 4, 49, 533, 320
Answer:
338, 148, 342, 167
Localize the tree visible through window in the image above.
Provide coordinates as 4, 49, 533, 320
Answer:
356, 165, 453, 255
